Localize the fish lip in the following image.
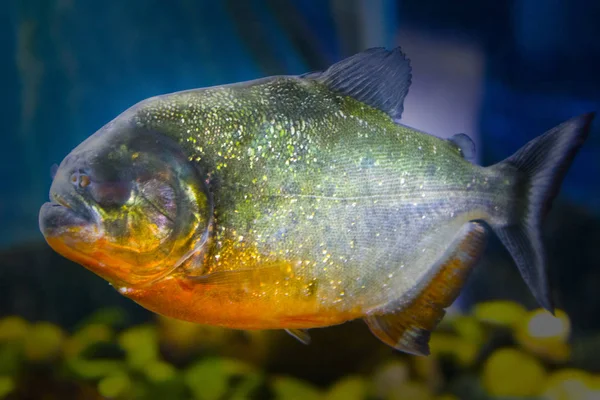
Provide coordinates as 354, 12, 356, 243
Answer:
51, 190, 97, 221
39, 202, 84, 236
51, 193, 72, 209
39, 193, 98, 238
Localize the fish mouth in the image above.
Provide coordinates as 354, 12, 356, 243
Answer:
39, 197, 117, 285
39, 195, 170, 289
39, 193, 97, 239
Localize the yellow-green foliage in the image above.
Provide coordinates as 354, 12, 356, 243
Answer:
0, 302, 599, 399
119, 325, 160, 370
0, 377, 15, 399
482, 348, 547, 397
184, 357, 260, 400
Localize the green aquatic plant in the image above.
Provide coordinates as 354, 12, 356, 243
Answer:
0, 317, 28, 377
326, 376, 370, 400
97, 372, 132, 398
482, 347, 547, 397
0, 300, 599, 399
0, 377, 15, 399
184, 357, 262, 400
118, 325, 160, 371
0, 317, 29, 342
271, 376, 323, 400
472, 301, 528, 329
23, 322, 65, 363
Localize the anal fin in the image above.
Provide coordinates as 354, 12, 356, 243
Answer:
365, 222, 487, 355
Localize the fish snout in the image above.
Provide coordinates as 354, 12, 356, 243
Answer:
38, 200, 94, 239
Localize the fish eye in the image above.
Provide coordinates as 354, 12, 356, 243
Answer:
70, 171, 91, 188
80, 175, 90, 188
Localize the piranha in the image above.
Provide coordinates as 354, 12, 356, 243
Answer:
39, 47, 594, 355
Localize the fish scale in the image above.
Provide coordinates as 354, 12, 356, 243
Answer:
130, 76, 512, 316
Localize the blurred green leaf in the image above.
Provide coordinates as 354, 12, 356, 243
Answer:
229, 372, 264, 400
482, 348, 546, 397
77, 308, 129, 330
75, 323, 114, 344
184, 357, 256, 400
66, 357, 127, 380
23, 322, 65, 362
472, 301, 527, 329
144, 374, 189, 400
271, 376, 323, 400
383, 381, 434, 400
326, 376, 368, 400
0, 344, 22, 375
452, 316, 485, 346
144, 360, 177, 383
98, 373, 131, 399
118, 325, 159, 370
0, 317, 29, 343
65, 323, 114, 359
0, 376, 15, 398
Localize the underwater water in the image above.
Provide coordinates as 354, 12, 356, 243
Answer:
1, 1, 600, 399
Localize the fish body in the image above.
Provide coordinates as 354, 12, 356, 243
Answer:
39, 48, 594, 355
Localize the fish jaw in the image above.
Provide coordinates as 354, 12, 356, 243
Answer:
38, 201, 105, 272
39, 201, 167, 287
39, 201, 96, 239
39, 205, 121, 285
39, 201, 114, 280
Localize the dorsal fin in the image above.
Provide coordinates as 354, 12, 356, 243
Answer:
365, 222, 487, 355
449, 133, 476, 163
302, 47, 412, 121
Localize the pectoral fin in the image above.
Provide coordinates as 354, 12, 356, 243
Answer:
365, 222, 487, 355
285, 329, 311, 345
189, 263, 295, 287
191, 268, 266, 286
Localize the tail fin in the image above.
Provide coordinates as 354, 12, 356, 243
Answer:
491, 113, 595, 313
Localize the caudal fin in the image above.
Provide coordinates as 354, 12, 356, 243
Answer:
492, 113, 594, 313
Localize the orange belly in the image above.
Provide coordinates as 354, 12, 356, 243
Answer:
117, 274, 365, 330
48, 231, 366, 330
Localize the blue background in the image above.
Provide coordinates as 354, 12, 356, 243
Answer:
1, 0, 599, 329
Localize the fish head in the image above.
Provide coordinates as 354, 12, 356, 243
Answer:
39, 120, 212, 287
